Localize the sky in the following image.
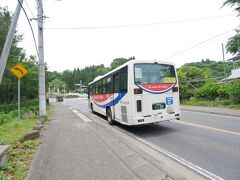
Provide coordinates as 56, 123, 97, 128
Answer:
1, 0, 240, 72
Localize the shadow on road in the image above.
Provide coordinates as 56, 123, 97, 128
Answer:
92, 112, 178, 138
117, 123, 179, 138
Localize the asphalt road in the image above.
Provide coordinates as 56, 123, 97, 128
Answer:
63, 98, 240, 180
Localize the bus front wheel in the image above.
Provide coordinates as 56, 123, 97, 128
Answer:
107, 108, 114, 125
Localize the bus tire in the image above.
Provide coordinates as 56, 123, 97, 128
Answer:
106, 108, 114, 125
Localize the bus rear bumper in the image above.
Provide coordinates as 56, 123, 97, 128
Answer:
132, 112, 181, 125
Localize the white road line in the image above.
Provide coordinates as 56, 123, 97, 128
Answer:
67, 104, 89, 112
72, 110, 91, 122
69, 105, 80, 110
81, 109, 88, 113
182, 110, 240, 119
174, 120, 240, 137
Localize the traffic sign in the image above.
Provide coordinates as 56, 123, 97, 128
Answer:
10, 63, 28, 79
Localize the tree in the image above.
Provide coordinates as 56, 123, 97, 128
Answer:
0, 7, 39, 104
177, 66, 206, 100
57, 57, 133, 92
185, 60, 233, 79
223, 0, 240, 55
49, 79, 65, 94
226, 34, 240, 55
60, 64, 109, 92
110, 58, 129, 70
223, 0, 240, 16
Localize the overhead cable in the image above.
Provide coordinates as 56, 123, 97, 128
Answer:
17, 0, 39, 58
166, 28, 235, 59
44, 14, 234, 30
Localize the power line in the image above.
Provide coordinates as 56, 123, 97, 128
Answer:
166, 28, 235, 60
24, 0, 34, 18
17, 0, 39, 58
44, 14, 234, 30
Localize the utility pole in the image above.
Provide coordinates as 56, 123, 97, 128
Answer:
0, 0, 23, 84
37, 0, 46, 124
222, 43, 227, 82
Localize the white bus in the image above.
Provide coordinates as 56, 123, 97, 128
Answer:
88, 60, 181, 126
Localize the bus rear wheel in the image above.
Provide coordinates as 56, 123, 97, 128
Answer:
106, 108, 114, 125
91, 103, 95, 114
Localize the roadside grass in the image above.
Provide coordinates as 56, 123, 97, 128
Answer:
0, 118, 36, 145
0, 106, 52, 180
182, 98, 240, 109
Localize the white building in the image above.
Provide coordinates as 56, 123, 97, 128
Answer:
222, 55, 240, 82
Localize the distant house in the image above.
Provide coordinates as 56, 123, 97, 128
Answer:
221, 55, 240, 82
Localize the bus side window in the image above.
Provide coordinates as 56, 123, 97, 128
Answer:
102, 78, 107, 94
98, 81, 102, 94
92, 84, 96, 95
120, 66, 128, 92
106, 76, 112, 94
106, 84, 111, 94
113, 73, 119, 93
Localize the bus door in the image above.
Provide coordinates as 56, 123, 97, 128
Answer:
112, 72, 121, 120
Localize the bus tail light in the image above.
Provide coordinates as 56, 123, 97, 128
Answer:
136, 100, 142, 112
134, 88, 142, 94
172, 87, 178, 92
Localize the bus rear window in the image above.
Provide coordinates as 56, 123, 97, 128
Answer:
134, 64, 176, 84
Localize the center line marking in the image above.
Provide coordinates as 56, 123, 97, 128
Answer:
174, 120, 240, 137
72, 110, 91, 122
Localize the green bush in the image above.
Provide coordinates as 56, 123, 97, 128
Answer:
195, 82, 219, 100
0, 171, 7, 180
0, 113, 10, 125
0, 111, 17, 125
0, 99, 39, 125
229, 80, 240, 104
188, 81, 240, 105
216, 83, 230, 99
0, 99, 39, 114
179, 86, 194, 100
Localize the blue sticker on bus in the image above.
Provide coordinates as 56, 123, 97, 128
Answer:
166, 97, 173, 105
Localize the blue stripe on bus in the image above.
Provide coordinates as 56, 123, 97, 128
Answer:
136, 84, 176, 94
93, 92, 126, 108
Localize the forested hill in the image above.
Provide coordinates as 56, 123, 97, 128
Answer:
181, 59, 234, 79
52, 57, 134, 92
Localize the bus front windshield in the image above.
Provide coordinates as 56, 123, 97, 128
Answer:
134, 64, 176, 84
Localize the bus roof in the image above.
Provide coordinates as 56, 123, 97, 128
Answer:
88, 60, 176, 85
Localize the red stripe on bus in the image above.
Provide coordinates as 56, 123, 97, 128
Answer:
140, 84, 173, 92
91, 94, 113, 103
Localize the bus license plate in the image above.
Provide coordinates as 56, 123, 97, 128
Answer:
152, 103, 166, 110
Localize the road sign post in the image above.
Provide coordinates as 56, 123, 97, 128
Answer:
18, 78, 20, 120
10, 64, 28, 120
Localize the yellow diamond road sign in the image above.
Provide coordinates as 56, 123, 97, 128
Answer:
10, 64, 28, 79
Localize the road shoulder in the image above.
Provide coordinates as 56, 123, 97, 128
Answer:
27, 104, 206, 180
181, 105, 240, 117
